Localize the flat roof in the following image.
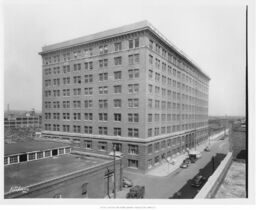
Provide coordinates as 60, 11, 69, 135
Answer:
4, 140, 70, 156
40, 20, 210, 80
4, 153, 110, 194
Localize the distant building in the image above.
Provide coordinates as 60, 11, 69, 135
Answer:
39, 20, 210, 172
4, 141, 122, 198
4, 111, 42, 128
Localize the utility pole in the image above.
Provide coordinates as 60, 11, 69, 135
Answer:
113, 145, 116, 198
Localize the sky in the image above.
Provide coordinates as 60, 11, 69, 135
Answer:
2, 0, 248, 116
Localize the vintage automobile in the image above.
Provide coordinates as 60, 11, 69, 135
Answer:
122, 176, 133, 188
204, 146, 210, 152
190, 175, 207, 188
180, 162, 189, 168
126, 185, 145, 198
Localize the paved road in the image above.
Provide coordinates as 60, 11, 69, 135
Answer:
119, 138, 230, 199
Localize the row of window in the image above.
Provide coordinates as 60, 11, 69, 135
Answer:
43, 38, 140, 65
45, 112, 139, 122
45, 69, 139, 86
44, 84, 141, 97
4, 148, 71, 165
148, 69, 208, 98
45, 121, 208, 137
147, 124, 209, 137
46, 124, 139, 137
44, 99, 139, 109
148, 38, 209, 84
44, 53, 140, 75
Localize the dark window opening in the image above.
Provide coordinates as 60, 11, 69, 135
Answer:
19, 154, 27, 162
52, 149, 58, 156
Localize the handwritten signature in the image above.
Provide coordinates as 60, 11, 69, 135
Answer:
9, 186, 29, 194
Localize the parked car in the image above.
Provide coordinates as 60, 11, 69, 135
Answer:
183, 158, 191, 164
169, 192, 182, 199
180, 163, 189, 168
190, 157, 196, 163
126, 185, 145, 198
204, 146, 210, 152
122, 176, 133, 188
190, 175, 207, 188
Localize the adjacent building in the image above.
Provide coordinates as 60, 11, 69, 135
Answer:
4, 141, 122, 198
39, 20, 210, 172
4, 111, 42, 128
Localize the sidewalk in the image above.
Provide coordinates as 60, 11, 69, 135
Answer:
146, 131, 225, 177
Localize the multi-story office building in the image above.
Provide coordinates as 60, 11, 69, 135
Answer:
39, 20, 210, 172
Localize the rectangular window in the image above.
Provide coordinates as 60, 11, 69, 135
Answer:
128, 128, 139, 137
114, 85, 122, 94
114, 42, 122, 51
128, 84, 139, 94
114, 71, 122, 80
84, 113, 93, 121
128, 113, 139, 122
4, 157, 8, 165
9, 156, 18, 164
129, 40, 133, 49
114, 128, 121, 136
29, 153, 36, 160
65, 147, 71, 153
148, 128, 153, 137
128, 159, 138, 168
99, 86, 108, 94
128, 54, 140, 65
147, 144, 153, 154
128, 98, 139, 108
128, 144, 139, 155
114, 57, 122, 65
113, 99, 121, 108
148, 114, 153, 122
99, 73, 108, 81
84, 140, 92, 149
98, 141, 107, 151
37, 152, 43, 159
99, 100, 108, 108
84, 75, 93, 83
84, 126, 93, 134
73, 125, 81, 133
84, 100, 93, 108
99, 113, 108, 121
45, 150, 51, 157
114, 113, 121, 122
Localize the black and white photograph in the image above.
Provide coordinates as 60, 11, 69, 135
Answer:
0, 0, 255, 208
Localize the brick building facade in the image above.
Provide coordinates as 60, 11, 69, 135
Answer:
39, 20, 210, 172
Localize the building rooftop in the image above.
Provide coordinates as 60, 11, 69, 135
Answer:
4, 110, 41, 119
4, 140, 70, 156
4, 153, 110, 194
40, 20, 210, 80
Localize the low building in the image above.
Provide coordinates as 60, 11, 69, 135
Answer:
4, 141, 122, 198
4, 141, 71, 166
4, 111, 42, 128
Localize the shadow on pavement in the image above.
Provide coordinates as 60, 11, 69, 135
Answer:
169, 153, 226, 199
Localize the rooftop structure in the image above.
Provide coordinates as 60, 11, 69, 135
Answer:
5, 152, 122, 198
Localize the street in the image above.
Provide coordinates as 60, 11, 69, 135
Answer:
118, 136, 230, 199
